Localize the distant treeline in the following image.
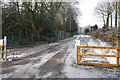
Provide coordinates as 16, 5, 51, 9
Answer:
84, 24, 98, 34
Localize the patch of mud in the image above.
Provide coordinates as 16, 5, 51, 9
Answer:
38, 48, 68, 78
41, 58, 57, 68
2, 68, 16, 74
27, 50, 46, 58
52, 52, 65, 59
40, 48, 68, 68
30, 57, 42, 65
13, 59, 32, 65
2, 59, 32, 68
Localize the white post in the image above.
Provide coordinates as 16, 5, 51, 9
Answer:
75, 40, 80, 63
0, 39, 3, 46
4, 36, 7, 60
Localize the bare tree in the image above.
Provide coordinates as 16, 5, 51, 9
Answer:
95, 2, 108, 27
115, 2, 118, 28
118, 1, 120, 40
95, 2, 115, 28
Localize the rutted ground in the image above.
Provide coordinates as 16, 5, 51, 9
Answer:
1, 36, 76, 78
0, 35, 120, 79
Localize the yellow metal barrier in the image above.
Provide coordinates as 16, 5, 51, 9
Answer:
0, 36, 7, 61
0, 45, 4, 61
77, 40, 120, 67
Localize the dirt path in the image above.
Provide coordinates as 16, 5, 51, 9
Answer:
1, 36, 76, 78
0, 35, 120, 79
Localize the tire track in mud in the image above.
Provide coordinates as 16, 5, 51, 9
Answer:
36, 37, 77, 78
37, 47, 68, 78
1, 36, 77, 78
2, 44, 62, 76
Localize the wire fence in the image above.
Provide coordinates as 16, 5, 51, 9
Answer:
7, 32, 79, 49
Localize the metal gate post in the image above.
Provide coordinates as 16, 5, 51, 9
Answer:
1, 45, 3, 61
4, 36, 7, 61
78, 48, 80, 64
117, 40, 120, 66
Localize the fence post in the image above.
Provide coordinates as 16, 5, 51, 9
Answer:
19, 31, 21, 44
117, 19, 120, 66
62, 32, 63, 39
69, 32, 70, 37
1, 46, 3, 61
116, 40, 119, 66
64, 32, 66, 39
56, 32, 58, 41
4, 36, 7, 61
12, 34, 14, 49
75, 40, 80, 64
67, 33, 69, 38
78, 48, 80, 64
60, 32, 61, 39
32, 34, 34, 45
60, 32, 62, 40
47, 33, 49, 42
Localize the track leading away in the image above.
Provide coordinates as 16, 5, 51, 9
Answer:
0, 35, 119, 78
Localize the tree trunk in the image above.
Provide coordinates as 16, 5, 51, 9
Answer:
111, 13, 112, 29
106, 13, 110, 27
70, 15, 71, 32
30, 12, 35, 34
106, 3, 110, 28
118, 1, 120, 65
117, 1, 120, 40
0, 2, 2, 39
102, 13, 105, 26
115, 2, 118, 29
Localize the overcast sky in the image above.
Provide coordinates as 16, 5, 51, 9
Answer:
77, 0, 103, 28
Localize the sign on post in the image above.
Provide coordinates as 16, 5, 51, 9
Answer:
0, 39, 3, 46
4, 36, 7, 45
75, 40, 80, 46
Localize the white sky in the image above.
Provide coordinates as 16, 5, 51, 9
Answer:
77, 0, 103, 28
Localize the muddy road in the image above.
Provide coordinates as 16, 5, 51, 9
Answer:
1, 35, 120, 79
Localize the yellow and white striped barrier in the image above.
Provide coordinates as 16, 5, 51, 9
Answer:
0, 36, 7, 61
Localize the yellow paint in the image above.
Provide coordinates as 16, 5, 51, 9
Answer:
77, 46, 120, 49
77, 40, 120, 67
78, 62, 120, 67
116, 40, 119, 65
0, 45, 3, 47
0, 51, 4, 53
78, 48, 80, 63
1, 46, 3, 61
79, 54, 120, 57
